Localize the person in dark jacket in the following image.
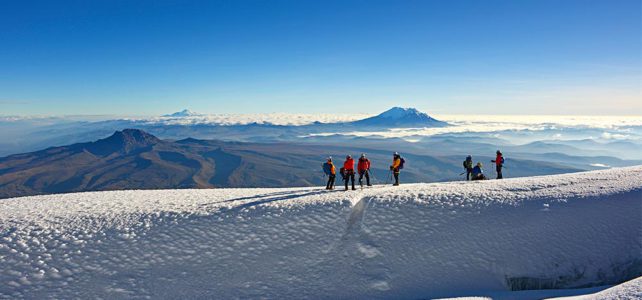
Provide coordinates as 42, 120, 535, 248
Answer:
322, 157, 336, 190
463, 155, 474, 180
491, 150, 505, 179
357, 153, 372, 187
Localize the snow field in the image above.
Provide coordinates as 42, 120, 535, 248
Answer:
0, 166, 641, 299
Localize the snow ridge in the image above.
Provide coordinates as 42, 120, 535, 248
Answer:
0, 167, 641, 299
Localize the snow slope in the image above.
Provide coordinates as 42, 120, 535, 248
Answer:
0, 166, 641, 299
546, 276, 642, 299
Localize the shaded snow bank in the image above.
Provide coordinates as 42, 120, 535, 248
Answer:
1, 166, 641, 299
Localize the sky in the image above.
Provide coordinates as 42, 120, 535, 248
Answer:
0, 0, 640, 116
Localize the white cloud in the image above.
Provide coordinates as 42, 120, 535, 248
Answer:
133, 113, 371, 126
3, 113, 642, 142
590, 163, 610, 168
600, 132, 630, 140
306, 115, 642, 140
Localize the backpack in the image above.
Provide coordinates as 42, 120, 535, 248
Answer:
463, 160, 472, 169
398, 157, 405, 169
322, 163, 332, 175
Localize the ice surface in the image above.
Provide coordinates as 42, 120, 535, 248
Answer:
0, 166, 640, 299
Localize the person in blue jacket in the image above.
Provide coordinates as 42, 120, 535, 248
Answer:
471, 162, 486, 180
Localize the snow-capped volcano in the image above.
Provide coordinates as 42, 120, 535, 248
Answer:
377, 107, 426, 119
162, 109, 200, 117
351, 107, 448, 127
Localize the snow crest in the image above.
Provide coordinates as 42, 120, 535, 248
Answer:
545, 276, 642, 299
0, 167, 641, 299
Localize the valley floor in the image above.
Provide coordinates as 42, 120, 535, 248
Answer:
0, 166, 641, 299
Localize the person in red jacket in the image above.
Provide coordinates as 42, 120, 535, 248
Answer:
357, 153, 372, 187
343, 155, 356, 191
491, 150, 505, 179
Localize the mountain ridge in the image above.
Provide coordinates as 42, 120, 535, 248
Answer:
0, 129, 585, 199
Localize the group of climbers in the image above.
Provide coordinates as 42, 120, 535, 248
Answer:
322, 152, 404, 191
322, 150, 505, 190
462, 150, 505, 181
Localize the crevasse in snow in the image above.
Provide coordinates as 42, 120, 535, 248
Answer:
0, 166, 641, 299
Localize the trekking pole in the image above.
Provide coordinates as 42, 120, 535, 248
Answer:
459, 172, 466, 176
370, 170, 379, 185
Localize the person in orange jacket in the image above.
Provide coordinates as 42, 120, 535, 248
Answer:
390, 152, 403, 186
343, 155, 356, 191
491, 150, 505, 179
322, 157, 336, 190
357, 153, 372, 187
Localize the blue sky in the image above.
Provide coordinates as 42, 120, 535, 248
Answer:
1, 0, 640, 116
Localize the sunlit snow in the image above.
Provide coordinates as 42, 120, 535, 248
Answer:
1, 166, 640, 299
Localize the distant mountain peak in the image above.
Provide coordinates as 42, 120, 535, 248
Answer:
114, 128, 160, 144
377, 107, 425, 119
351, 107, 448, 128
163, 109, 200, 117
87, 129, 160, 155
